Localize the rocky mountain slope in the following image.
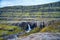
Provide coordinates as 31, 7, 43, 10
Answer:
0, 1, 60, 22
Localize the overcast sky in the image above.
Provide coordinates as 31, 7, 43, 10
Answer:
0, 0, 60, 7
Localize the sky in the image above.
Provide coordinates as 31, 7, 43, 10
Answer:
0, 0, 60, 7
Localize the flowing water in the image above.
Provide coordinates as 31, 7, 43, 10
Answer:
26, 24, 31, 33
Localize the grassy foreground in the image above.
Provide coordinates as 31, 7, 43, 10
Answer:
0, 24, 22, 40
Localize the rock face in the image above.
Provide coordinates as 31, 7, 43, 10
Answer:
17, 33, 60, 40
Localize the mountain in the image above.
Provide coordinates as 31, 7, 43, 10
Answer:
0, 1, 60, 23
0, 1, 60, 12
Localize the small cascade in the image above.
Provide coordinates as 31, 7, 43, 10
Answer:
26, 24, 31, 33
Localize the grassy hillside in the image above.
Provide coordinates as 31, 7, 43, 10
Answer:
41, 21, 60, 32
0, 1, 60, 22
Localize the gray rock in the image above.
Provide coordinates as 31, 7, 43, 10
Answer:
17, 33, 60, 40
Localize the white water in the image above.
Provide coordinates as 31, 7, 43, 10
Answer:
7, 24, 31, 40
26, 24, 31, 33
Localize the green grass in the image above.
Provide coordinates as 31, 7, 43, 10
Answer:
1, 12, 60, 18
0, 24, 23, 40
20, 27, 41, 37
41, 21, 60, 33
20, 21, 60, 37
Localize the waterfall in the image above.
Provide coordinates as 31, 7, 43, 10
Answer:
26, 24, 31, 33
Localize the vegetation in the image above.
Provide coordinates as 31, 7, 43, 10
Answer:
41, 21, 60, 32
0, 24, 23, 40
0, 1, 60, 40
20, 27, 41, 37
20, 21, 60, 37
0, 2, 60, 22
